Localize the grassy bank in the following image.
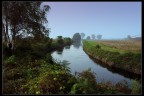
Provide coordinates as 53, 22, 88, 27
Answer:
83, 40, 141, 75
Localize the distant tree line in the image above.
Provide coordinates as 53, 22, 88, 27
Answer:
72, 32, 103, 42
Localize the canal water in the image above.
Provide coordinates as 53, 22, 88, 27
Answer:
51, 43, 138, 87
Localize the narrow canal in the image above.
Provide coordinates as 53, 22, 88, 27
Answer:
51, 43, 139, 87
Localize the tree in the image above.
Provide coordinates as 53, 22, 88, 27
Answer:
2, 1, 50, 48
72, 33, 81, 43
64, 37, 72, 45
127, 35, 132, 40
91, 34, 95, 40
97, 35, 102, 40
57, 36, 62, 39
86, 36, 91, 40
80, 33, 85, 39
57, 36, 64, 45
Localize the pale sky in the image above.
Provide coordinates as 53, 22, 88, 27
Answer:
41, 2, 141, 39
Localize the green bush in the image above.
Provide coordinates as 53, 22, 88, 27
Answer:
69, 69, 97, 94
131, 80, 141, 94
38, 70, 73, 94
95, 44, 101, 49
4, 55, 15, 64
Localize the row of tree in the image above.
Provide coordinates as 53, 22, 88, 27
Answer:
80, 33, 102, 40
72, 33, 102, 43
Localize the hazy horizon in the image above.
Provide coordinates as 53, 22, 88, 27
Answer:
41, 2, 141, 39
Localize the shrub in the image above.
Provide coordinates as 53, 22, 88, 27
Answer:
3, 79, 27, 94
95, 44, 101, 49
4, 55, 15, 64
38, 70, 73, 94
69, 69, 97, 94
115, 80, 131, 94
131, 80, 141, 94
3, 55, 17, 68
4, 68, 24, 80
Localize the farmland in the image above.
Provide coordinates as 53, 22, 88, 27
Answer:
96, 40, 141, 53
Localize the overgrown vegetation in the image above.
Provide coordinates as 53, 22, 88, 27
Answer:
2, 41, 141, 94
2, 1, 141, 95
3, 52, 141, 94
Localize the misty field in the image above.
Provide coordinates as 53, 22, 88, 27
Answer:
95, 40, 141, 53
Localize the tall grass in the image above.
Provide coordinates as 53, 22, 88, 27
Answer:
96, 40, 141, 53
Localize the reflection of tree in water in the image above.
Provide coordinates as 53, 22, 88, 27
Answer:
73, 42, 81, 49
56, 60, 71, 72
61, 60, 71, 72
65, 45, 71, 49
56, 48, 64, 55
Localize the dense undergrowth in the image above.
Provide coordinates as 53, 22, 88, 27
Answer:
2, 38, 141, 94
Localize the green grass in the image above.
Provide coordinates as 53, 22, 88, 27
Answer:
83, 40, 141, 75
96, 40, 141, 53
84, 40, 140, 54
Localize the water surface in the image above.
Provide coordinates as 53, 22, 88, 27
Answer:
51, 43, 137, 87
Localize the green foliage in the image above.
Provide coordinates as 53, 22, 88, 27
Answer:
131, 80, 141, 94
2, 2, 50, 48
57, 36, 64, 45
51, 37, 72, 51
14, 40, 33, 58
3, 37, 140, 94
64, 37, 72, 45
38, 70, 73, 94
45, 38, 53, 52
95, 44, 101, 49
4, 68, 24, 80
83, 40, 141, 74
4, 55, 15, 64
69, 69, 97, 94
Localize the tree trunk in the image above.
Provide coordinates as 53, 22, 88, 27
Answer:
12, 24, 16, 50
6, 17, 10, 44
2, 22, 7, 44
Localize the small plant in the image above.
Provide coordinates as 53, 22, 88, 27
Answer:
4, 55, 15, 64
131, 80, 141, 94
95, 44, 101, 49
69, 69, 97, 94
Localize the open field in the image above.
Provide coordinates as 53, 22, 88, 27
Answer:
96, 40, 141, 53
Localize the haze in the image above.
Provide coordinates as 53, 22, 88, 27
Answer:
41, 2, 141, 39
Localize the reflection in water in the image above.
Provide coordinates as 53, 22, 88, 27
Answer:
51, 44, 141, 87
56, 48, 64, 55
65, 45, 71, 49
87, 54, 141, 80
55, 60, 71, 72
56, 51, 63, 55
73, 42, 81, 49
